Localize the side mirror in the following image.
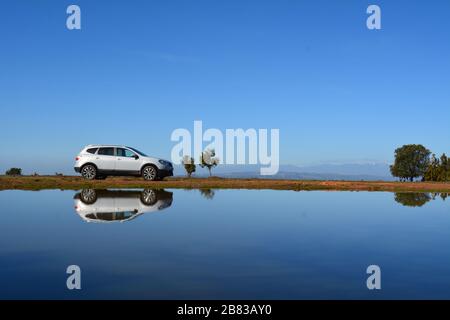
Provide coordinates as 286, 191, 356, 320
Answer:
133, 155, 139, 160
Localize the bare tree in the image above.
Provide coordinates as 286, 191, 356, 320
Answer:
199, 149, 219, 176
182, 155, 196, 177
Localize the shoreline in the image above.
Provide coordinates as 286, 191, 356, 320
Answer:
1, 176, 450, 192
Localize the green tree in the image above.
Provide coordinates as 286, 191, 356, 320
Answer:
182, 155, 196, 177
423, 153, 450, 182
390, 144, 431, 182
424, 154, 440, 182
199, 149, 219, 176
5, 168, 22, 176
439, 153, 449, 182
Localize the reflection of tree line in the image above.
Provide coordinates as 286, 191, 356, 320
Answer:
394, 192, 449, 207
198, 189, 450, 205
183, 188, 217, 200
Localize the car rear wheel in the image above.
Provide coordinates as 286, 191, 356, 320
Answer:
142, 165, 157, 181
80, 189, 97, 204
81, 164, 97, 180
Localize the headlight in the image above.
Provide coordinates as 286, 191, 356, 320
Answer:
159, 160, 172, 167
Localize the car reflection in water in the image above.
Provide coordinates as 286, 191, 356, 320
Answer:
73, 189, 173, 223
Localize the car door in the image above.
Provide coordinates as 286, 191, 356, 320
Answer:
95, 147, 116, 171
114, 191, 140, 215
115, 148, 141, 173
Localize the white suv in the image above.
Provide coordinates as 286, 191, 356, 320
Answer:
74, 145, 173, 180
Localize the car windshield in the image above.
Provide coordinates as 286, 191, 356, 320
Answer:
128, 147, 147, 157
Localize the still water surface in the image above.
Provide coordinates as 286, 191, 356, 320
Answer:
0, 189, 449, 299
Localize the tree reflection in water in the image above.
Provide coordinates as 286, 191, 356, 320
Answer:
199, 189, 215, 200
394, 192, 450, 207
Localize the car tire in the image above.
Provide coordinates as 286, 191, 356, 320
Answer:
140, 189, 157, 205
80, 189, 97, 204
142, 165, 157, 181
81, 164, 97, 180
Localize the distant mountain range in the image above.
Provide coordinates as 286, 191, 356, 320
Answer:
174, 163, 394, 181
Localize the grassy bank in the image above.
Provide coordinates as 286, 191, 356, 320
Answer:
1, 175, 450, 192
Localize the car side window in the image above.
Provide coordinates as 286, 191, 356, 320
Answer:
97, 147, 114, 156
125, 149, 136, 158
116, 148, 125, 157
86, 148, 98, 154
117, 148, 137, 158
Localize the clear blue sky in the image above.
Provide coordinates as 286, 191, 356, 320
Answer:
1, 0, 449, 173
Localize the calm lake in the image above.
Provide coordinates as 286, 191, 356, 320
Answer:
0, 189, 449, 299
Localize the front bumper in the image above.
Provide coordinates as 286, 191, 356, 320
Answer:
158, 169, 173, 178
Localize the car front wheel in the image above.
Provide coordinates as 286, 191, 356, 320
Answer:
81, 164, 97, 180
140, 189, 157, 205
142, 165, 157, 181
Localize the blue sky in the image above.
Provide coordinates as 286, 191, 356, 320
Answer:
1, 0, 449, 174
